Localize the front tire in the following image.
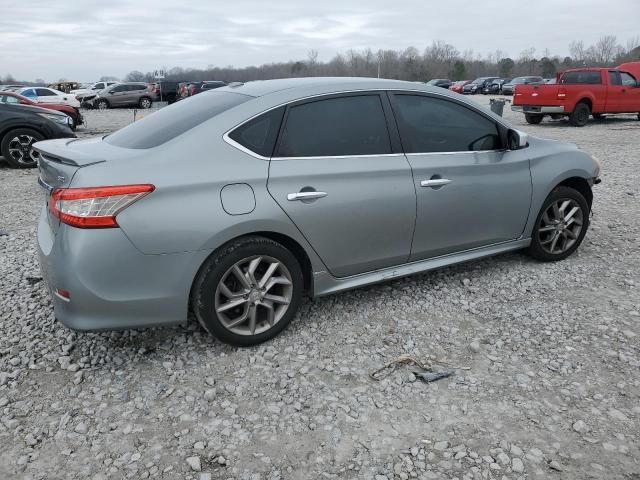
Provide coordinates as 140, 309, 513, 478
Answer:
96, 99, 109, 110
1, 128, 44, 168
191, 236, 304, 346
568, 102, 590, 127
527, 186, 590, 262
139, 97, 152, 109
525, 113, 543, 124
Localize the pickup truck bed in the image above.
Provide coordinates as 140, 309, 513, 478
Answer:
512, 63, 640, 126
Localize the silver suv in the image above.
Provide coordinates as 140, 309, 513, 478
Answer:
87, 82, 154, 109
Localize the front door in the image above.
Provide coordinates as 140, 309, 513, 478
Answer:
389, 92, 532, 260
267, 93, 416, 278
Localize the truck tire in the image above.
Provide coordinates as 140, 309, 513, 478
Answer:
525, 114, 543, 125
568, 103, 590, 127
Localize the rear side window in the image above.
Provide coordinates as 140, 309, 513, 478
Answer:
609, 71, 622, 86
620, 72, 637, 87
36, 88, 56, 96
275, 95, 391, 157
228, 107, 284, 157
561, 71, 602, 84
392, 94, 501, 153
106, 91, 251, 149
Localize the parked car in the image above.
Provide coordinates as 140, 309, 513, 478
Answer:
34, 77, 600, 346
484, 78, 511, 94
84, 83, 154, 109
462, 77, 499, 94
0, 85, 26, 91
188, 81, 227, 97
151, 81, 180, 103
47, 82, 82, 93
0, 103, 74, 168
512, 63, 640, 125
71, 81, 118, 100
16, 87, 81, 108
426, 79, 452, 89
501, 76, 544, 95
448, 80, 471, 93
0, 91, 83, 130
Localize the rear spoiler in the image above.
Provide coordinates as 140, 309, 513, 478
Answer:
33, 138, 106, 167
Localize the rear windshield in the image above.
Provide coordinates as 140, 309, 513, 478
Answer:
105, 91, 252, 149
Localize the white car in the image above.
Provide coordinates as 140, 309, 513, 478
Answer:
17, 87, 80, 108
70, 81, 118, 98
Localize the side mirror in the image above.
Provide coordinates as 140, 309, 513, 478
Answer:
508, 129, 529, 150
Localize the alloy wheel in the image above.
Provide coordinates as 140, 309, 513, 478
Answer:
537, 198, 584, 255
7, 134, 40, 166
214, 255, 293, 336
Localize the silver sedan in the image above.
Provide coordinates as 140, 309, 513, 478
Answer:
35, 77, 600, 345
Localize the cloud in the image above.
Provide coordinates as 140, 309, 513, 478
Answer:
1, 0, 638, 81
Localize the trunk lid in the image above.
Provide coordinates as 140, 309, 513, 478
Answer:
34, 138, 107, 233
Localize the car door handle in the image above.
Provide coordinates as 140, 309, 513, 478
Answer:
287, 191, 328, 201
421, 179, 452, 188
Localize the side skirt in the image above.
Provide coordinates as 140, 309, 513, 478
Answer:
312, 238, 531, 296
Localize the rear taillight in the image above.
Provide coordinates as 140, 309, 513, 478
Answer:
189, 86, 196, 96
49, 184, 154, 229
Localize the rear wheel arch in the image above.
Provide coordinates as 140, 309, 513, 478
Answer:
576, 97, 593, 110
189, 231, 314, 302
0, 124, 46, 143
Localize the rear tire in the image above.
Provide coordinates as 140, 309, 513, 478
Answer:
191, 236, 304, 346
525, 114, 543, 124
568, 102, 590, 127
1, 128, 44, 168
527, 186, 590, 262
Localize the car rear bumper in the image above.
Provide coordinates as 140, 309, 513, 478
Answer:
511, 105, 566, 114
37, 208, 209, 331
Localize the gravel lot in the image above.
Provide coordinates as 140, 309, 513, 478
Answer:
1, 98, 639, 480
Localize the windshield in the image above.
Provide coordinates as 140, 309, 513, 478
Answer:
510, 77, 528, 84
105, 91, 252, 149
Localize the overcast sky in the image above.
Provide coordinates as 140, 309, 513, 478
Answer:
1, 0, 639, 82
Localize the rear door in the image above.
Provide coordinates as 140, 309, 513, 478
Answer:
389, 92, 531, 261
619, 71, 640, 113
266, 93, 417, 278
35, 88, 61, 104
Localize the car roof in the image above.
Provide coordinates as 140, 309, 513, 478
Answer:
214, 76, 450, 98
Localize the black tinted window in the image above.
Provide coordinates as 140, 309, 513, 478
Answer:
561, 71, 602, 84
36, 88, 56, 96
228, 107, 284, 157
111, 85, 127, 93
392, 95, 501, 153
609, 71, 621, 86
276, 95, 391, 157
129, 85, 146, 91
106, 91, 251, 149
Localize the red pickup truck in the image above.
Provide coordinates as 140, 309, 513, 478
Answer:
512, 62, 640, 126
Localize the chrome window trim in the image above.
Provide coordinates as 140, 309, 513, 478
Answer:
222, 88, 508, 160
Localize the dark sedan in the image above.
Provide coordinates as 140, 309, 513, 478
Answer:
502, 76, 544, 95
0, 104, 75, 168
426, 79, 452, 89
463, 77, 499, 94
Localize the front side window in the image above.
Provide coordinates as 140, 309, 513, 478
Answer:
21, 89, 36, 97
275, 95, 391, 157
111, 85, 127, 93
228, 107, 284, 157
620, 72, 637, 87
392, 94, 501, 153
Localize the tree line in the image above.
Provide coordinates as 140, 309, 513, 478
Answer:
2, 35, 639, 86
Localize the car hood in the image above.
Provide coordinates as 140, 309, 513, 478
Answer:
10, 104, 68, 117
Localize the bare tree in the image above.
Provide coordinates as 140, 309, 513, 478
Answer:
592, 35, 619, 64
